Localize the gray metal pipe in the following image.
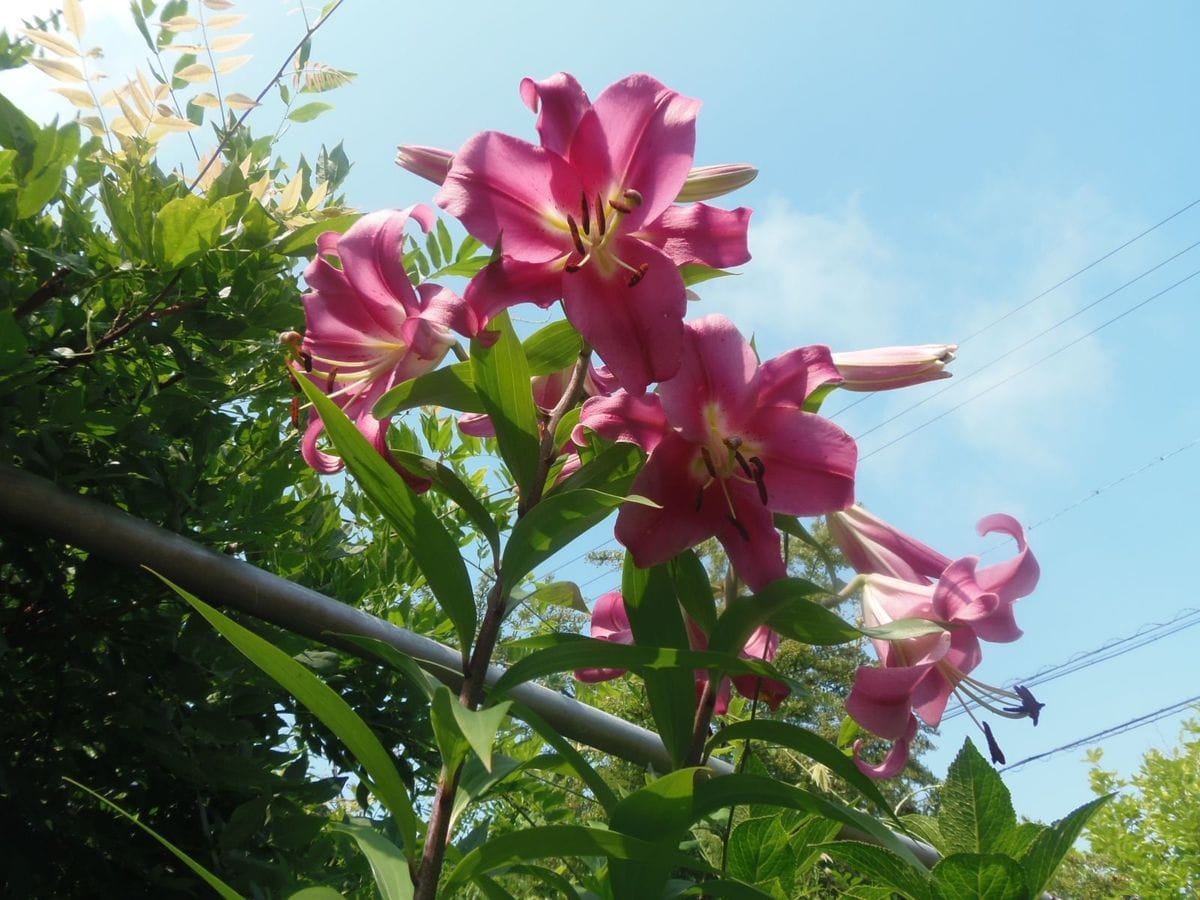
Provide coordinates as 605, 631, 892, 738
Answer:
0, 463, 939, 867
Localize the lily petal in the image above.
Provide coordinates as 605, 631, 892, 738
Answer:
575, 391, 671, 454
975, 513, 1040, 604
755, 344, 843, 409
463, 255, 565, 335
745, 406, 857, 516
519, 71, 590, 158
639, 203, 752, 269
853, 715, 919, 779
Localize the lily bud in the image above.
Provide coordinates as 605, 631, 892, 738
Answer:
674, 163, 758, 203
395, 144, 454, 186
830, 343, 957, 392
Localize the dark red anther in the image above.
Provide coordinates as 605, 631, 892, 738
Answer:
733, 449, 754, 478
749, 455, 768, 505
567, 214, 587, 256
595, 194, 606, 234
694, 485, 705, 511
289, 395, 301, 429
699, 446, 719, 479
609, 197, 633, 215
564, 263, 581, 274
301, 350, 313, 373
627, 263, 650, 287
580, 191, 591, 236
982, 721, 1006, 765
325, 367, 339, 393
287, 370, 300, 391
728, 514, 751, 541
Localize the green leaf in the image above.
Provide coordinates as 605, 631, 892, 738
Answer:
773, 514, 842, 585
930, 854, 1028, 900
502, 488, 649, 594
390, 449, 500, 558
622, 554, 701, 769
608, 768, 705, 898
759, 577, 861, 645
372, 361, 483, 418
0, 309, 29, 370
154, 576, 419, 857
901, 813, 944, 853
508, 581, 588, 616
550, 440, 642, 496
297, 376, 476, 654
507, 701, 617, 811
450, 698, 512, 772
277, 212, 361, 256
861, 618, 950, 642
63, 777, 243, 900
521, 319, 583, 375
1018, 795, 1110, 894
288, 889, 345, 899
669, 549, 717, 635
435, 218, 454, 263
726, 816, 796, 893
444, 825, 720, 889
692, 774, 927, 871
451, 753, 559, 829
815, 842, 932, 899
328, 821, 414, 900
152, 194, 226, 268
331, 634, 439, 701
430, 686, 471, 771
680, 263, 733, 287
938, 739, 1017, 856
707, 720, 895, 820
288, 101, 334, 122
470, 310, 540, 495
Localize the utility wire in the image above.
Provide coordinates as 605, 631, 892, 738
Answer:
999, 693, 1200, 773
854, 238, 1200, 440
859, 266, 1200, 461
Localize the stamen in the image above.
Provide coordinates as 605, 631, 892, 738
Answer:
301, 350, 313, 373
287, 371, 300, 391
699, 447, 719, 479
580, 191, 591, 236
750, 456, 768, 505
982, 721, 1006, 765
565, 263, 582, 273
724, 436, 743, 451
290, 395, 301, 429
1003, 685, 1045, 726
728, 514, 751, 541
627, 263, 650, 287
595, 194, 606, 235
609, 198, 633, 215
622, 188, 643, 207
567, 214, 587, 256
733, 449, 754, 478
325, 367, 339, 393
694, 486, 705, 511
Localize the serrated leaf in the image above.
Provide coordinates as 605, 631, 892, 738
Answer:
209, 33, 251, 52
931, 854, 1028, 900
938, 739, 1016, 856
328, 822, 414, 900
216, 54, 252, 74
288, 101, 334, 123
1019, 795, 1110, 894
63, 0, 86, 40
815, 842, 931, 899
21, 29, 80, 58
727, 816, 796, 892
153, 194, 225, 268
29, 57, 85, 83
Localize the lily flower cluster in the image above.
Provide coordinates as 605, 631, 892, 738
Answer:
289, 70, 1043, 780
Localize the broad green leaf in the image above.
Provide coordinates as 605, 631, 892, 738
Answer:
680, 263, 732, 286
470, 310, 540, 495
297, 377, 476, 653
669, 549, 717, 635
372, 362, 484, 418
773, 514, 842, 584
521, 319, 583, 375
0, 309, 29, 370
759, 577, 861, 645
507, 701, 617, 811
390, 449, 500, 558
451, 753, 560, 829
549, 440, 642, 496
622, 555, 696, 769
444, 825, 720, 889
328, 821, 414, 900
609, 768, 706, 898
153, 194, 226, 268
930, 854, 1028, 900
815, 842, 932, 899
332, 634, 438, 700
726, 816, 797, 894
430, 685, 471, 771
901, 813, 944, 853
499, 864, 578, 899
991, 821, 1044, 860
288, 889, 345, 899
63, 777, 243, 900
707, 720, 895, 820
502, 488, 652, 594
471, 874, 516, 900
154, 576, 419, 857
277, 212, 361, 256
692, 774, 927, 871
938, 739, 1017, 856
1018, 795, 1110, 894
507, 581, 588, 616
449, 698, 512, 772
288, 101, 334, 122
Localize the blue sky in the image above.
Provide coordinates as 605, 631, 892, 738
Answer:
4, 0, 1198, 825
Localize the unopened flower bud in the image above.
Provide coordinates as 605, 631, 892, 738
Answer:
831, 343, 957, 392
395, 144, 454, 186
675, 163, 758, 203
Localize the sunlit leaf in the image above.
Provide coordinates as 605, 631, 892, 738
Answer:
206, 13, 247, 29
51, 87, 96, 109
63, 0, 86, 40
210, 33, 251, 52
29, 57, 85, 83
288, 101, 334, 123
175, 63, 214, 82
216, 54, 252, 75
328, 822, 414, 900
21, 29, 80, 58
163, 15, 201, 32
191, 92, 221, 109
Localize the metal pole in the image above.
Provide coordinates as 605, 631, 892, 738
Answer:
0, 463, 939, 867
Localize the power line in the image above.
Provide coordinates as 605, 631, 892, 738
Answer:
854, 238, 1200, 440
859, 266, 1200, 461
999, 693, 1200, 773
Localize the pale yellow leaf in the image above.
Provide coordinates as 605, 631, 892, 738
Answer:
123, 81, 152, 119
206, 13, 246, 30
21, 29, 80, 58
79, 116, 105, 137
85, 45, 103, 58
202, 0, 236, 8
215, 54, 251, 75
51, 86, 96, 109
307, 180, 329, 209
238, 156, 253, 176
277, 176, 302, 214
114, 90, 147, 133
162, 43, 204, 53
224, 92, 260, 110
151, 116, 199, 132
209, 33, 251, 53
249, 172, 271, 203
155, 103, 174, 117
63, 0, 86, 41
197, 156, 224, 193
192, 92, 221, 109
110, 116, 137, 137
284, 213, 315, 228
164, 15, 201, 32
176, 63, 214, 83
136, 69, 156, 104
29, 57, 85, 83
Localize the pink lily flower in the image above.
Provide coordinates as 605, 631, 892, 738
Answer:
573, 591, 633, 683
730, 625, 790, 710
435, 72, 752, 394
394, 144, 454, 186
295, 206, 468, 491
830, 343, 957, 392
577, 314, 857, 591
830, 511, 1044, 777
